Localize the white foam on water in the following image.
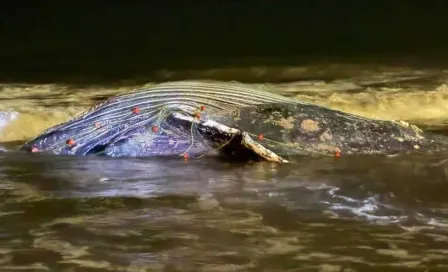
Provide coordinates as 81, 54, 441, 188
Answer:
0, 110, 19, 132
319, 186, 448, 233
0, 110, 19, 151
322, 186, 409, 224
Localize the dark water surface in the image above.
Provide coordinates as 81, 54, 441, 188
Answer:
1, 150, 448, 271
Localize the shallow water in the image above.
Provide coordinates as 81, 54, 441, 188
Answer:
1, 65, 448, 271
1, 152, 448, 271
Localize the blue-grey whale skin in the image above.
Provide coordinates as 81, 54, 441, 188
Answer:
19, 81, 448, 160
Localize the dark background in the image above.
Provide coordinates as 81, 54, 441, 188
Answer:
1, 2, 448, 83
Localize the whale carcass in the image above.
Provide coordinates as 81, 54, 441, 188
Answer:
19, 81, 448, 162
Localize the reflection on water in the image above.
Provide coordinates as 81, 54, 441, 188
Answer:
1, 152, 448, 271
1, 65, 448, 270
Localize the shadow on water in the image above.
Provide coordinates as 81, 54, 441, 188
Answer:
0, 151, 448, 270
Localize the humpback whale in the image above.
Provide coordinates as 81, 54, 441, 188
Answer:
19, 81, 448, 163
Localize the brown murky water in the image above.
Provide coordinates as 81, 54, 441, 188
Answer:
1, 65, 448, 271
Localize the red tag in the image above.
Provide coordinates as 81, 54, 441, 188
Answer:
132, 107, 140, 114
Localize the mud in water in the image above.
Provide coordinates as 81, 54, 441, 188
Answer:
1, 65, 448, 271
